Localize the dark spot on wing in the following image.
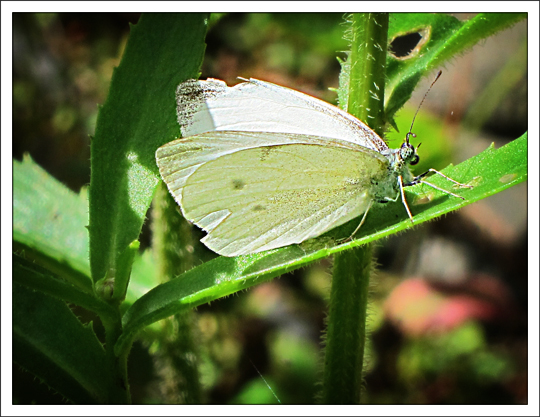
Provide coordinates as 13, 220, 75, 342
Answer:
232, 179, 245, 190
252, 205, 266, 211
260, 147, 272, 162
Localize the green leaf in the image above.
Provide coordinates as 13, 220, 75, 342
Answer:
13, 254, 117, 321
13, 282, 111, 404
13, 153, 155, 308
88, 14, 208, 283
116, 133, 526, 354
125, 249, 160, 306
13, 155, 92, 292
384, 12, 526, 125
113, 240, 140, 303
336, 132, 527, 245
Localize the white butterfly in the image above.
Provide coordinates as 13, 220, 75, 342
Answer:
156, 77, 470, 257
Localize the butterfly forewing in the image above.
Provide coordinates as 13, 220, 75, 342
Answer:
176, 78, 389, 152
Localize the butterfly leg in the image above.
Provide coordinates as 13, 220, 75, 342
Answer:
399, 175, 415, 223
337, 199, 374, 244
350, 199, 373, 238
407, 168, 473, 200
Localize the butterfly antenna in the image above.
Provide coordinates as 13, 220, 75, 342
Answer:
406, 70, 442, 144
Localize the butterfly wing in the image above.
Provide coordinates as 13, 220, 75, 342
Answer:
156, 131, 389, 256
176, 78, 389, 152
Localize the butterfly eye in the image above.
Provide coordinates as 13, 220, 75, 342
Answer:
410, 155, 419, 165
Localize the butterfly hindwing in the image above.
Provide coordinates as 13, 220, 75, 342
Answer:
157, 131, 388, 256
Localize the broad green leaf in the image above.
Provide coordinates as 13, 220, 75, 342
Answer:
339, 13, 526, 127
13, 281, 112, 404
13, 154, 159, 307
88, 14, 208, 283
13, 155, 92, 292
384, 12, 526, 123
14, 254, 116, 322
116, 133, 526, 354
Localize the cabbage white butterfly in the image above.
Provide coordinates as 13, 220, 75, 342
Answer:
156, 76, 471, 257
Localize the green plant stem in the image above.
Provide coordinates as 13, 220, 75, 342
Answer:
102, 314, 131, 404
151, 181, 202, 404
321, 13, 388, 404
323, 245, 372, 404
347, 14, 388, 130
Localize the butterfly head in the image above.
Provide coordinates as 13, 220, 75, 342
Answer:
400, 70, 442, 168
400, 132, 420, 166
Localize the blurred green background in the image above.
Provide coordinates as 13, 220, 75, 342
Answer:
12, 13, 528, 404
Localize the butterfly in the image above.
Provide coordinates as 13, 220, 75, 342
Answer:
156, 76, 471, 257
